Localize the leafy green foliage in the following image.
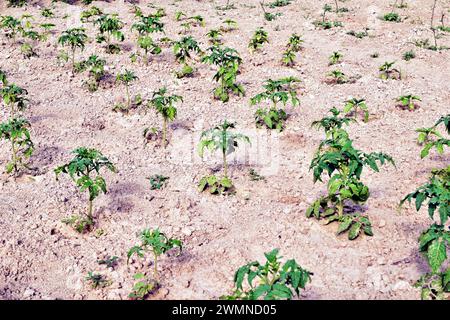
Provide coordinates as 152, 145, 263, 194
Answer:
132, 15, 164, 35
327, 69, 348, 84
55, 147, 116, 226
0, 16, 22, 42
127, 228, 182, 279
248, 28, 269, 52
0, 117, 34, 174
116, 69, 138, 111
250, 77, 300, 109
172, 36, 201, 78
308, 118, 394, 239
383, 12, 401, 22
149, 87, 182, 148
415, 114, 450, 158
255, 108, 288, 131
148, 174, 169, 190
201, 45, 244, 102
74, 55, 107, 92
344, 98, 369, 122
311, 107, 356, 138
85, 272, 111, 289
329, 51, 343, 65
281, 34, 302, 66
403, 50, 415, 61
379, 61, 401, 80
198, 175, 234, 195
97, 256, 119, 268
129, 273, 158, 300
221, 249, 312, 300
198, 120, 250, 178
249, 168, 265, 181
206, 29, 222, 45
268, 0, 292, 8
396, 94, 421, 111
95, 14, 125, 53
1, 83, 28, 116
80, 6, 103, 23
58, 28, 87, 68
415, 270, 450, 300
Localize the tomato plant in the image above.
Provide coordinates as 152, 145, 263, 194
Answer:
221, 249, 312, 300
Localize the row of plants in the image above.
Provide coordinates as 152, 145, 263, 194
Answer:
1, 0, 448, 300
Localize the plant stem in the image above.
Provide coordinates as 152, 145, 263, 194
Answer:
223, 150, 228, 178
88, 199, 93, 220
335, 0, 339, 12
11, 138, 17, 173
163, 117, 167, 148
153, 251, 158, 279
337, 200, 344, 217
431, 0, 438, 48
71, 48, 75, 70
125, 84, 130, 109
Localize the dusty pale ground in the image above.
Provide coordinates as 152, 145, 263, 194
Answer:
0, 0, 449, 300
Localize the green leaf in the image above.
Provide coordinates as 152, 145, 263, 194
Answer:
427, 239, 447, 273
348, 221, 362, 240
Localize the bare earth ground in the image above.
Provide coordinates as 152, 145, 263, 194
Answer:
0, 0, 449, 300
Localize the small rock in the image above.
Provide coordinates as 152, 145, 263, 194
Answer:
23, 288, 35, 298
379, 219, 386, 228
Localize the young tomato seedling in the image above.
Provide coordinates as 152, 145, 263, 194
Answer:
343, 98, 369, 122
172, 36, 202, 78
251, 77, 300, 130
395, 94, 421, 111
221, 249, 312, 300
308, 110, 394, 239
198, 120, 250, 194
248, 28, 269, 52
379, 61, 401, 80
416, 114, 450, 158
0, 117, 34, 174
127, 228, 182, 281
58, 28, 88, 69
115, 70, 138, 112
55, 147, 116, 232
94, 14, 125, 54
148, 87, 182, 148
1, 83, 28, 118
201, 45, 244, 102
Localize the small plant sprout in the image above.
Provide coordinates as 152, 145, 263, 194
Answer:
149, 87, 182, 148
58, 28, 87, 69
127, 228, 182, 280
85, 272, 111, 289
129, 273, 157, 300
396, 94, 421, 111
148, 174, 169, 190
132, 15, 164, 36
251, 77, 300, 109
251, 77, 300, 130
379, 61, 401, 80
329, 51, 343, 65
308, 110, 395, 239
54, 147, 116, 232
206, 29, 222, 45
115, 70, 138, 111
382, 12, 401, 22
97, 256, 119, 269
201, 45, 244, 102
1, 83, 28, 117
248, 28, 269, 52
403, 50, 416, 61
137, 35, 161, 65
0, 16, 22, 43
416, 114, 450, 159
74, 55, 107, 92
221, 249, 312, 300
249, 168, 265, 181
221, 19, 238, 32
327, 69, 348, 84
172, 36, 202, 78
268, 0, 292, 8
95, 14, 125, 54
311, 107, 356, 138
198, 120, 250, 192
0, 117, 34, 174
0, 69, 7, 86
344, 98, 369, 122
259, 1, 282, 21
281, 33, 302, 65
80, 6, 103, 23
